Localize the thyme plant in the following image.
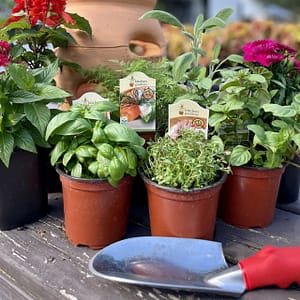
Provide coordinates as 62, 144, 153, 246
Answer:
143, 129, 230, 191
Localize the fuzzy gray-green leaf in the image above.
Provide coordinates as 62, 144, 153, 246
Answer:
139, 10, 183, 28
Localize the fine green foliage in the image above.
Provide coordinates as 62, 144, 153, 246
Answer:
142, 129, 230, 191
46, 101, 147, 187
0, 60, 70, 167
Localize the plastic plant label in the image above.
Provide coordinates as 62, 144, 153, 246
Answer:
72, 92, 111, 118
119, 71, 156, 132
168, 99, 209, 138
72, 92, 109, 105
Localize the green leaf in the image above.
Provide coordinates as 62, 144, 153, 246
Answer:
197, 77, 213, 90
8, 64, 35, 91
52, 118, 92, 137
172, 52, 194, 81
50, 139, 69, 166
200, 17, 226, 31
88, 161, 99, 175
62, 149, 75, 166
0, 133, 14, 168
292, 133, 300, 148
182, 31, 194, 42
25, 103, 51, 137
13, 128, 37, 153
104, 122, 145, 146
46, 111, 80, 140
139, 10, 183, 28
10, 90, 44, 103
272, 120, 289, 129
230, 145, 251, 166
208, 112, 226, 127
66, 13, 93, 37
75, 145, 97, 162
130, 144, 147, 159
227, 54, 244, 64
263, 104, 296, 118
34, 84, 70, 100
215, 8, 234, 21
32, 60, 60, 84
71, 162, 82, 178
194, 14, 204, 36
248, 124, 265, 142
212, 43, 221, 60
248, 74, 266, 83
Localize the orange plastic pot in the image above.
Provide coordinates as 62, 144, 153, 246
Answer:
57, 169, 133, 249
219, 166, 285, 228
140, 172, 227, 240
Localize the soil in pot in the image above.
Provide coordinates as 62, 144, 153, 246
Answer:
58, 170, 133, 249
140, 172, 227, 240
219, 166, 285, 229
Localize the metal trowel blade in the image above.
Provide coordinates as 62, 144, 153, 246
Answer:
89, 236, 244, 297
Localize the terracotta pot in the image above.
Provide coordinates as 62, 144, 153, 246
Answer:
219, 166, 285, 228
55, 0, 166, 98
140, 171, 227, 240
57, 169, 133, 249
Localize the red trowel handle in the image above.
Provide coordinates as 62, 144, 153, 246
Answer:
239, 246, 300, 291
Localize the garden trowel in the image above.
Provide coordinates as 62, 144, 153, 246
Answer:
89, 236, 300, 297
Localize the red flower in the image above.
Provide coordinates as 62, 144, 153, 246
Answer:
0, 41, 11, 67
4, 0, 76, 28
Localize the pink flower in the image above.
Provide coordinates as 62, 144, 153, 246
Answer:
291, 57, 300, 73
0, 41, 11, 67
242, 39, 296, 67
169, 119, 198, 139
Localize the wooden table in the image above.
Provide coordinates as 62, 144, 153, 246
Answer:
0, 193, 299, 300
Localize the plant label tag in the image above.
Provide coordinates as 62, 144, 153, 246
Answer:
72, 92, 111, 118
168, 100, 209, 138
72, 92, 109, 105
119, 71, 156, 132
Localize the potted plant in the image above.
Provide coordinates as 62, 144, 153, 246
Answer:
45, 100, 147, 249
0, 0, 92, 192
0, 44, 70, 229
209, 40, 300, 228
139, 127, 230, 240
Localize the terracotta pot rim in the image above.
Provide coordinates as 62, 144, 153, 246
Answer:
232, 165, 286, 171
231, 165, 286, 178
56, 166, 133, 184
139, 169, 227, 194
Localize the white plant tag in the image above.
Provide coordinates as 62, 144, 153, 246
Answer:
119, 71, 156, 132
168, 99, 209, 138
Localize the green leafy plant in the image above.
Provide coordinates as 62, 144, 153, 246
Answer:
139, 8, 233, 108
142, 128, 230, 191
0, 0, 91, 69
0, 58, 70, 167
209, 60, 300, 168
45, 101, 147, 186
80, 58, 187, 131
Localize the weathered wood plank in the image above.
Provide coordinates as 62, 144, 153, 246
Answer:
0, 195, 298, 300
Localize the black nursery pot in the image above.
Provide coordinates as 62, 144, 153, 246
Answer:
0, 150, 48, 230
277, 156, 300, 204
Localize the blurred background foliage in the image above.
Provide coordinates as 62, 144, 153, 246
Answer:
162, 20, 300, 65
1, 0, 300, 66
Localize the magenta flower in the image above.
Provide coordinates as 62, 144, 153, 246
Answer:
242, 39, 296, 67
291, 57, 300, 73
0, 41, 10, 67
